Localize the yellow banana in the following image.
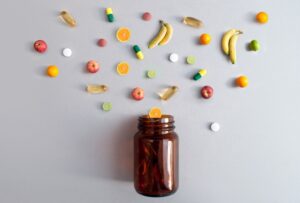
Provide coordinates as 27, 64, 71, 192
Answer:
222, 29, 242, 55
148, 21, 167, 49
229, 33, 242, 64
158, 22, 173, 46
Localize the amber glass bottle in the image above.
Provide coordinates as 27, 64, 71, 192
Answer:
134, 115, 179, 197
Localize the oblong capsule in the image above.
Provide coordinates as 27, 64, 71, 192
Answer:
158, 86, 178, 100
133, 45, 144, 60
86, 84, 108, 94
60, 11, 77, 27
183, 16, 203, 28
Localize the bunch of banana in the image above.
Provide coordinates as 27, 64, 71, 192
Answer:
148, 20, 173, 49
222, 29, 243, 64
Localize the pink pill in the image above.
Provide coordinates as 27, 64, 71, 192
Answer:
142, 12, 152, 21
98, 38, 107, 47
86, 60, 99, 73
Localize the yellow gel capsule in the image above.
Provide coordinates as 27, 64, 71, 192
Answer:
60, 11, 77, 27
86, 84, 108, 94
158, 86, 178, 101
183, 16, 203, 28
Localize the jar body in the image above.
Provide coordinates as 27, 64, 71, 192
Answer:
134, 115, 178, 197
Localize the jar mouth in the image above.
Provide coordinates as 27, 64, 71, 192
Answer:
139, 115, 174, 124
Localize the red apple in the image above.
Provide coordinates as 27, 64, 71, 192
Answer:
86, 60, 99, 73
33, 40, 47, 53
201, 86, 214, 99
131, 87, 144, 101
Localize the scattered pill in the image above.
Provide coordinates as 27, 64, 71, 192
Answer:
147, 70, 156, 79
62, 48, 72, 57
186, 56, 196, 65
183, 16, 203, 28
131, 87, 144, 101
60, 10, 77, 27
86, 60, 100, 73
47, 65, 59, 77
116, 27, 131, 42
193, 69, 207, 81
235, 76, 248, 88
116, 62, 130, 75
106, 8, 115, 22
133, 45, 144, 60
102, 102, 112, 112
142, 12, 152, 21
158, 86, 178, 101
34, 40, 47, 53
148, 107, 162, 118
98, 38, 107, 47
169, 53, 179, 63
210, 122, 220, 132
86, 84, 108, 94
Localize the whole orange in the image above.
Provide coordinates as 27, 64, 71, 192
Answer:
199, 33, 211, 45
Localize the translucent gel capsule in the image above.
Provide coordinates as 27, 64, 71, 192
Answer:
158, 86, 178, 101
60, 11, 77, 27
183, 17, 203, 28
86, 84, 108, 94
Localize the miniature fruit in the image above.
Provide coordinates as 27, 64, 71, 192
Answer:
158, 21, 173, 46
116, 27, 131, 42
142, 12, 152, 21
256, 11, 268, 24
236, 76, 248, 88
148, 107, 162, 118
131, 87, 144, 101
229, 33, 242, 64
47, 65, 59, 77
148, 20, 173, 48
249, 40, 260, 51
86, 60, 99, 73
201, 86, 214, 99
199, 33, 211, 45
34, 40, 47, 53
221, 29, 242, 55
98, 38, 107, 47
116, 62, 130, 75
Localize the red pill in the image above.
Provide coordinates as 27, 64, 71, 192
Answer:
98, 38, 107, 47
142, 12, 152, 21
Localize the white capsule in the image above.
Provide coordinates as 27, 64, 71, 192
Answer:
62, 48, 72, 57
169, 53, 179, 63
210, 122, 220, 132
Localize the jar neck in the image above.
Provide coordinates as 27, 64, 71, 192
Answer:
138, 115, 175, 134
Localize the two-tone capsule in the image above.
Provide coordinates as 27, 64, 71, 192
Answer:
133, 45, 144, 60
193, 69, 207, 80
106, 8, 115, 22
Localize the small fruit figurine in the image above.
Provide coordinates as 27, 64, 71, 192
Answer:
86, 60, 99, 73
148, 20, 173, 48
47, 65, 59, 77
199, 33, 211, 45
236, 76, 248, 88
131, 87, 144, 101
201, 86, 214, 99
249, 40, 260, 51
34, 40, 47, 53
221, 29, 243, 64
256, 11, 268, 24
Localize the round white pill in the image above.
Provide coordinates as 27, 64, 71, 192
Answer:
62, 48, 72, 57
210, 122, 220, 132
169, 53, 179, 63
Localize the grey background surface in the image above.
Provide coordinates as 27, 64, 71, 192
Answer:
0, 0, 300, 202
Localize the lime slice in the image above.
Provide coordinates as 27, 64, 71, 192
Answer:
147, 70, 156, 79
102, 102, 112, 112
186, 56, 196, 65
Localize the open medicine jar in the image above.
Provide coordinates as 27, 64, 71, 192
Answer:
134, 115, 179, 197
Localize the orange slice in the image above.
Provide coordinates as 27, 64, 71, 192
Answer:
148, 107, 162, 118
116, 62, 130, 75
116, 27, 131, 42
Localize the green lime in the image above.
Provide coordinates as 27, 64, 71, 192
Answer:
186, 56, 196, 65
147, 70, 156, 78
250, 40, 260, 51
102, 102, 112, 112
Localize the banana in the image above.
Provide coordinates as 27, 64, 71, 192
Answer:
148, 21, 167, 49
229, 33, 242, 64
158, 21, 173, 46
222, 29, 242, 55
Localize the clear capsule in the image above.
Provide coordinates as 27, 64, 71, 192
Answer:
183, 16, 203, 28
158, 86, 178, 101
60, 11, 77, 27
86, 84, 108, 94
